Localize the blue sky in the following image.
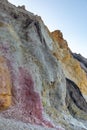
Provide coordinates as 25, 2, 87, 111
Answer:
8, 0, 87, 58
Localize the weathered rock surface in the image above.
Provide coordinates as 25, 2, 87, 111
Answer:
51, 30, 87, 97
0, 0, 87, 130
72, 53, 87, 73
0, 56, 11, 110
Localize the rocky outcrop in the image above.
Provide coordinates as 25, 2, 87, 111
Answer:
51, 30, 87, 98
0, 0, 87, 130
51, 30, 68, 49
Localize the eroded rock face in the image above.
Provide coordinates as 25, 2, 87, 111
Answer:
0, 0, 87, 130
0, 56, 11, 110
51, 30, 68, 49
0, 0, 65, 130
51, 30, 87, 97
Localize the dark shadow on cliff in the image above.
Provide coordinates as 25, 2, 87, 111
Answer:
66, 78, 87, 120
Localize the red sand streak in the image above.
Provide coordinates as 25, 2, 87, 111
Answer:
19, 67, 43, 120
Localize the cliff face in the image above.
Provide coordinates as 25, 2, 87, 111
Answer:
51, 30, 87, 97
0, 0, 87, 130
